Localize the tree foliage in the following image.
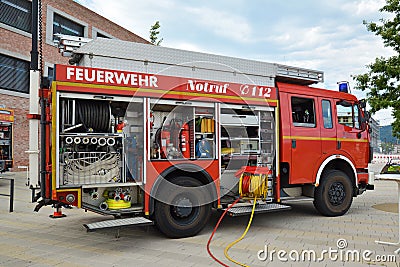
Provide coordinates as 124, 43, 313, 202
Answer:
354, 0, 400, 138
149, 21, 163, 46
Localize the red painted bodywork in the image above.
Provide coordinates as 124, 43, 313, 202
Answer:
55, 65, 277, 107
50, 65, 278, 211
48, 65, 370, 212
277, 82, 369, 185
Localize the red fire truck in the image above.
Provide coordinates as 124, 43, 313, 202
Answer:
0, 107, 14, 172
35, 37, 373, 238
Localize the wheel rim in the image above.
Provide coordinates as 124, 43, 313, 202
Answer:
328, 182, 346, 206
170, 195, 199, 225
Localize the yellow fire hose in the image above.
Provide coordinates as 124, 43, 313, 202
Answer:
224, 195, 257, 267
208, 169, 268, 267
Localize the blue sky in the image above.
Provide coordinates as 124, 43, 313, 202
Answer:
78, 0, 394, 125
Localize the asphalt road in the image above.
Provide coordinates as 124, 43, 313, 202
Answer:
0, 163, 399, 267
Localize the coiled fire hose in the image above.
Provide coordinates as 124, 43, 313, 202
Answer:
207, 167, 268, 267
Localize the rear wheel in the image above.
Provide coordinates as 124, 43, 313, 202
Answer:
314, 170, 353, 216
154, 176, 211, 238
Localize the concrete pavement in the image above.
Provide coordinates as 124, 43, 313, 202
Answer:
0, 164, 399, 267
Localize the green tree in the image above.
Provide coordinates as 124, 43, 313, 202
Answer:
381, 141, 394, 154
354, 0, 400, 138
149, 21, 163, 46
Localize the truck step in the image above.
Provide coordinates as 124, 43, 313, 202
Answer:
225, 203, 291, 217
82, 202, 143, 217
84, 217, 153, 232
280, 196, 314, 203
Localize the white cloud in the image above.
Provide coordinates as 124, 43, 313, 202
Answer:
267, 22, 363, 52
184, 7, 253, 43
78, 0, 176, 40
76, 0, 395, 125
374, 108, 394, 126
78, 1, 254, 44
164, 41, 207, 53
280, 36, 392, 84
341, 0, 385, 16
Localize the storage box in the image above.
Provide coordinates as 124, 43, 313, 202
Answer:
220, 114, 258, 125
240, 140, 259, 154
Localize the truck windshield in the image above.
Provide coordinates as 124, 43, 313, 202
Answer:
337, 102, 361, 129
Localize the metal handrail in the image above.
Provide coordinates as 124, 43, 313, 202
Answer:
0, 177, 14, 212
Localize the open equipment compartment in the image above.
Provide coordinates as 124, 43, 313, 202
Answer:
219, 104, 276, 201
55, 92, 145, 212
149, 99, 216, 161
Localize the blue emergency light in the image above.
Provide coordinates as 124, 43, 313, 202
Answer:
338, 81, 350, 93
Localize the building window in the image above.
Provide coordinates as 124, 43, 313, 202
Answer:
96, 32, 110, 38
291, 97, 316, 127
0, 54, 30, 93
47, 66, 54, 84
48, 66, 54, 79
92, 27, 113, 39
0, 0, 32, 33
53, 13, 84, 40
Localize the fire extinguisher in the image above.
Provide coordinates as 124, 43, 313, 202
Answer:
149, 112, 154, 129
155, 117, 170, 159
160, 130, 170, 159
180, 123, 191, 158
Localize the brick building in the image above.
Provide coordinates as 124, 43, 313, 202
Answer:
0, 0, 149, 169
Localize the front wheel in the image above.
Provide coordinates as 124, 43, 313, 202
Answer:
154, 176, 212, 238
314, 170, 353, 216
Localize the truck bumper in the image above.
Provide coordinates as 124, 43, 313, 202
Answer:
368, 171, 375, 190
356, 171, 375, 195
368, 172, 375, 186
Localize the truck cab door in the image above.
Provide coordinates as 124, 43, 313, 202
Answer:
289, 95, 321, 184
319, 98, 337, 157
336, 100, 368, 166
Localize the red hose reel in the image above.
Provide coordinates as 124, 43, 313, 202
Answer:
235, 166, 271, 198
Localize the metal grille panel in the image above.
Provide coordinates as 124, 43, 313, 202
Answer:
84, 217, 153, 231
225, 203, 291, 217
62, 152, 121, 185
76, 38, 276, 86
75, 38, 323, 86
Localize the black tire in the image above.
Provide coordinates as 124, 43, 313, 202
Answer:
314, 170, 353, 216
154, 176, 212, 238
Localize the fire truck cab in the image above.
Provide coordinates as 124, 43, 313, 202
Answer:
36, 37, 373, 238
278, 83, 372, 215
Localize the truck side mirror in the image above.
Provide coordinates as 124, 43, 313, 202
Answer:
359, 99, 367, 109
359, 111, 370, 132
360, 120, 367, 131
364, 111, 371, 121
